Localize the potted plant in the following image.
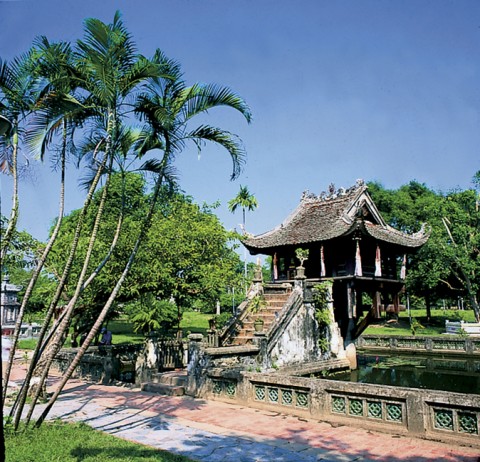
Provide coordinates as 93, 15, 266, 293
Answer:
295, 248, 309, 278
254, 317, 265, 332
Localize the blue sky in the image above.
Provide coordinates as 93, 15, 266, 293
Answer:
1, 0, 480, 247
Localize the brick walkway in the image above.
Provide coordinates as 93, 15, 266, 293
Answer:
7, 361, 480, 462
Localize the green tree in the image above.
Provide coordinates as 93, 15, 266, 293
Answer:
45, 176, 243, 333
0, 51, 38, 260
368, 180, 480, 321
33, 13, 251, 427
126, 295, 177, 335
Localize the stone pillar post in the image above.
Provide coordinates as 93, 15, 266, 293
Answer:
294, 268, 306, 292
253, 332, 269, 370
186, 334, 206, 397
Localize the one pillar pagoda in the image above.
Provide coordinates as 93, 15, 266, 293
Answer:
242, 180, 429, 343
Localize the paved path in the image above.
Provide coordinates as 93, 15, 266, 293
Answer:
7, 362, 480, 462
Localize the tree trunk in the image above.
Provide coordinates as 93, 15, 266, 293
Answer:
11, 142, 107, 427
35, 172, 165, 427
425, 292, 431, 323
3, 142, 66, 404
23, 160, 112, 427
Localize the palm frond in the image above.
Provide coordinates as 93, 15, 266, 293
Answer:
0, 114, 12, 136
181, 83, 252, 123
186, 125, 246, 180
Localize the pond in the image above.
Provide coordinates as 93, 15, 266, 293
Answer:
325, 353, 480, 394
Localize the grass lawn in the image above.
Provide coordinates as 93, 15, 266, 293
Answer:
17, 308, 474, 349
6, 421, 194, 462
180, 311, 211, 336
17, 312, 214, 349
364, 309, 476, 336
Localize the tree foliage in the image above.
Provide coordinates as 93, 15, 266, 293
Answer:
45, 173, 243, 332
1, 11, 251, 430
368, 180, 480, 320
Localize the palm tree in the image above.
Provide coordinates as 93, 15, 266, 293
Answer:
35, 45, 251, 427
0, 51, 38, 260
3, 37, 92, 408
228, 185, 258, 283
11, 12, 169, 425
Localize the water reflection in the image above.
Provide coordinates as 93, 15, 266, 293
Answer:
327, 354, 480, 394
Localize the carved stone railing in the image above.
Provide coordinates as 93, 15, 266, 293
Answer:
357, 335, 480, 355
218, 284, 262, 346
266, 288, 303, 355
54, 344, 143, 384
194, 366, 480, 447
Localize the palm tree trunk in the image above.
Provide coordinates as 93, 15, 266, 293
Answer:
2, 135, 66, 402
9, 140, 107, 426
35, 171, 165, 427
23, 159, 112, 427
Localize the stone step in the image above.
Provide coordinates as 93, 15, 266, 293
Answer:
264, 297, 289, 303
228, 287, 291, 345
231, 336, 254, 346
264, 302, 286, 308
151, 371, 187, 386
141, 382, 185, 396
243, 316, 276, 323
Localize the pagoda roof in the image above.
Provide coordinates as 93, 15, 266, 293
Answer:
243, 180, 429, 253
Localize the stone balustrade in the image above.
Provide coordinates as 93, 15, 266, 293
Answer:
194, 367, 480, 448
356, 334, 480, 355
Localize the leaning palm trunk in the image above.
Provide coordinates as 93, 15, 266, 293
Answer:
35, 172, 164, 427
7, 141, 106, 425
22, 163, 112, 427
11, 207, 123, 423
2, 144, 65, 402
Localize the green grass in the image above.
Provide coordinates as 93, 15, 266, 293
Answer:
364, 309, 476, 336
105, 318, 145, 345
17, 312, 214, 350
180, 311, 211, 336
6, 421, 194, 462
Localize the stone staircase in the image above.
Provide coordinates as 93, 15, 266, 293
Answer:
230, 290, 291, 346
141, 370, 187, 396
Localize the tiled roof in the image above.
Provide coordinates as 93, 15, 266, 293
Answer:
243, 181, 429, 252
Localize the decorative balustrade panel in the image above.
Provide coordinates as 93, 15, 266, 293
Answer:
253, 383, 309, 409
361, 337, 390, 348
430, 406, 479, 436
396, 338, 427, 349
212, 379, 237, 399
330, 393, 405, 426
358, 335, 480, 355
432, 339, 466, 351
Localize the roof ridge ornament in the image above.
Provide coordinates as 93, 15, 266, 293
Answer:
301, 180, 364, 203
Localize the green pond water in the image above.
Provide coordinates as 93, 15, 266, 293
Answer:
326, 354, 480, 394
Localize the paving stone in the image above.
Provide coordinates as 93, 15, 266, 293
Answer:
6, 363, 480, 462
